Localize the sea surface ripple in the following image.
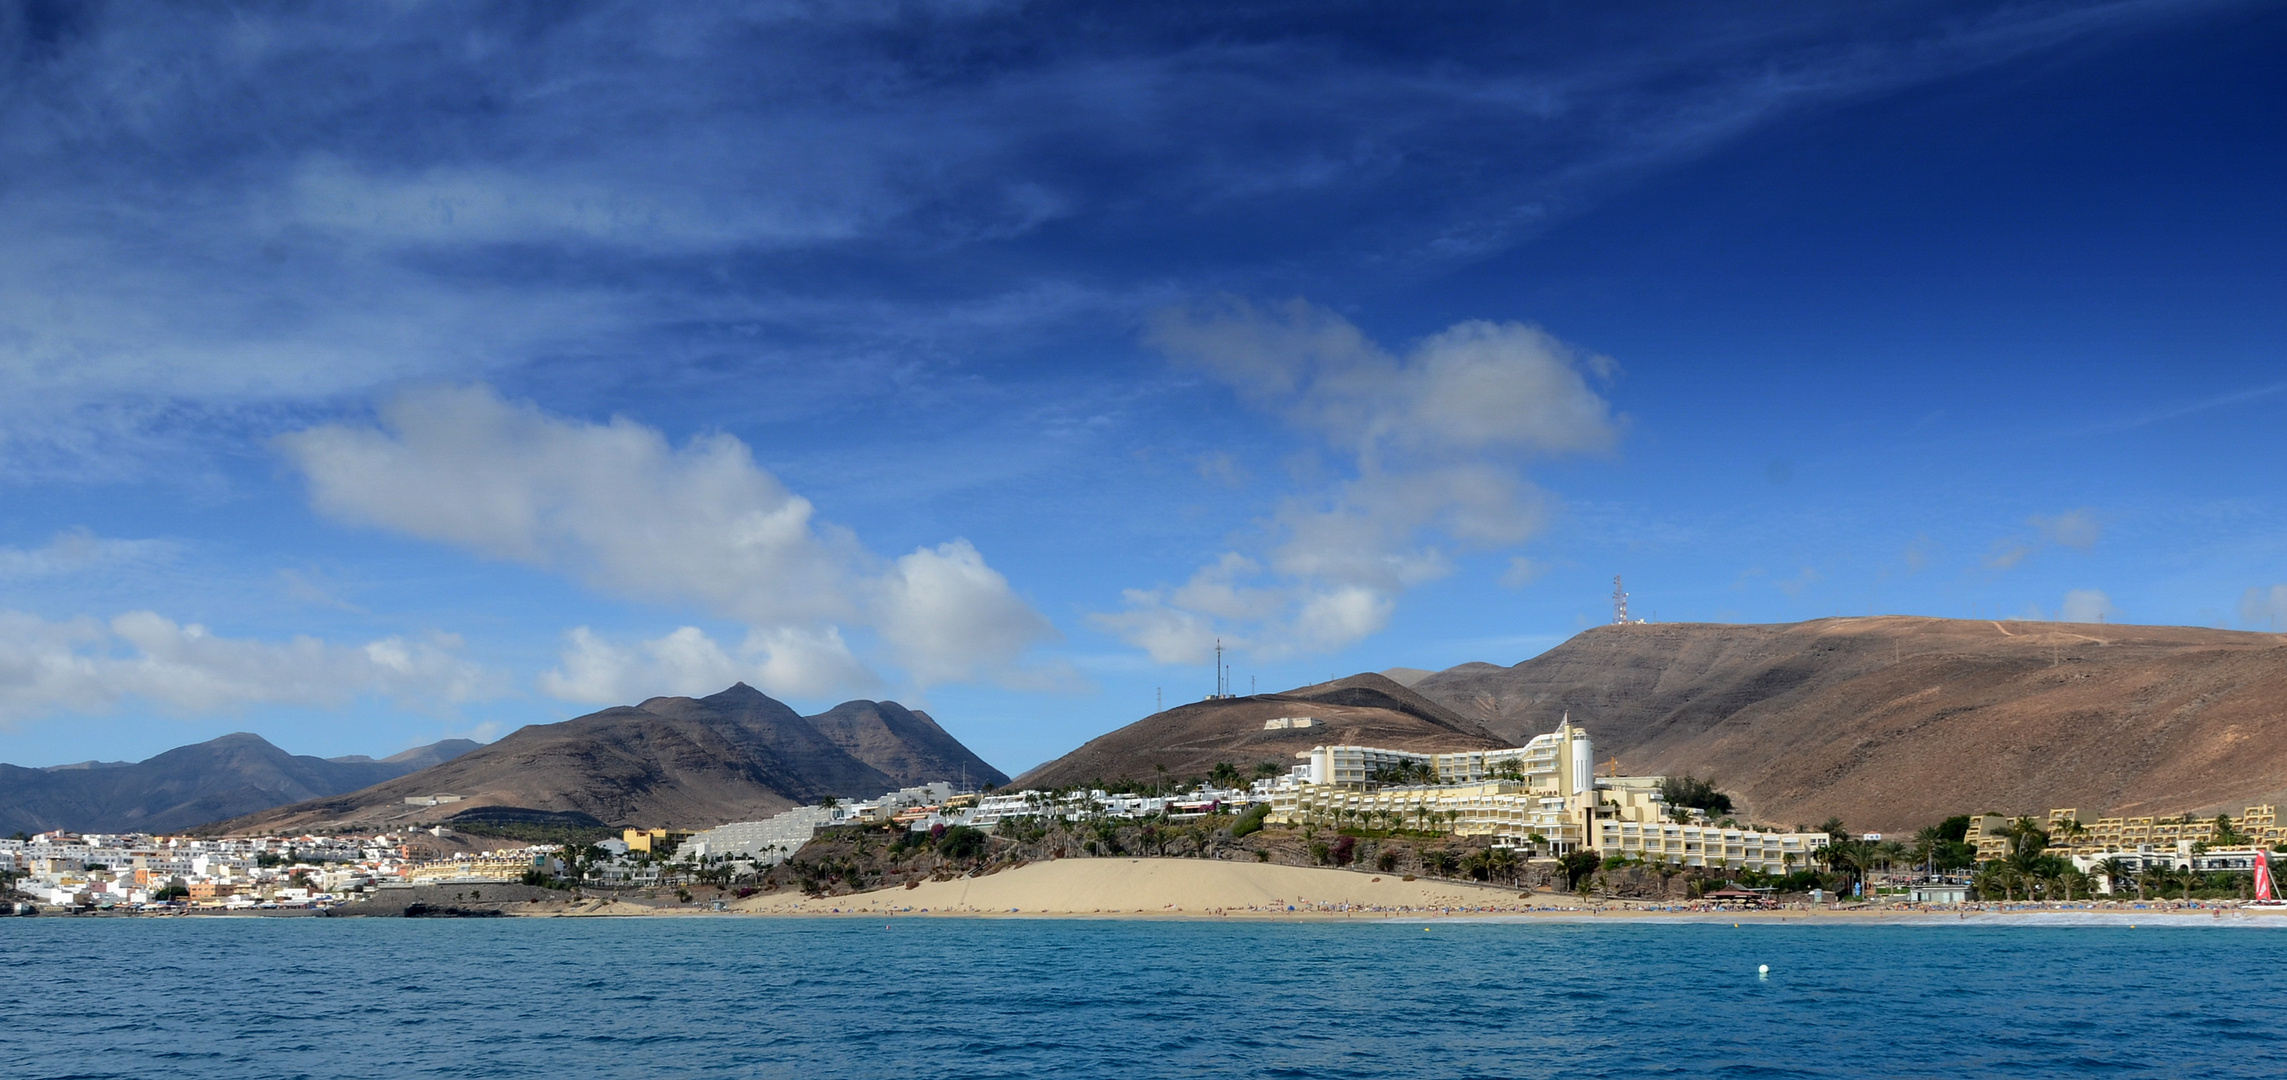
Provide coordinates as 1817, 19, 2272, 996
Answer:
3, 917, 2281, 1079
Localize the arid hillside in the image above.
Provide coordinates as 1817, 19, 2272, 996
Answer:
205, 684, 1007, 834
0, 734, 478, 835
1014, 673, 1505, 790
1408, 616, 2287, 831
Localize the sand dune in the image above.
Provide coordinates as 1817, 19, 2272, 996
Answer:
727, 857, 1545, 917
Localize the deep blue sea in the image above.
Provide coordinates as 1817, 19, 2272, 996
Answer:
3, 916, 2281, 1079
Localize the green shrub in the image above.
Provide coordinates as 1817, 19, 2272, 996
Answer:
935, 826, 988, 860
1230, 804, 1272, 839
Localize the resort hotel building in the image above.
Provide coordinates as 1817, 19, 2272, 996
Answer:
1264, 718, 1830, 875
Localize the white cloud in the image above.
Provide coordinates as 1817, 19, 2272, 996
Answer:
2033, 509, 2101, 550
537, 625, 879, 704
281, 385, 1053, 693
0, 610, 505, 725
286, 155, 878, 254
2240, 585, 2287, 630
749, 627, 881, 700
538, 627, 744, 705
1091, 595, 1222, 665
1098, 298, 1618, 660
1776, 566, 1823, 598
1499, 556, 1547, 589
872, 541, 1059, 686
1149, 298, 1619, 458
2058, 589, 2117, 624
0, 528, 175, 580
1987, 507, 2102, 570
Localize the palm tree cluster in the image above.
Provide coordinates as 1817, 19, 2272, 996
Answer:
1965, 817, 2093, 901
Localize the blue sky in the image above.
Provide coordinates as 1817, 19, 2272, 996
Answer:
2, 1, 2283, 774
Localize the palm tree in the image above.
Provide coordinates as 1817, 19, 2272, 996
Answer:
1819, 843, 1865, 899
1974, 866, 2012, 902
2097, 857, 2133, 898
1480, 846, 1518, 884
2005, 816, 2050, 860
2004, 845, 2050, 891
1461, 849, 1493, 881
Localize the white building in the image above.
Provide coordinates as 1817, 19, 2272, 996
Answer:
1267, 718, 1828, 874
679, 806, 836, 865
675, 782, 959, 864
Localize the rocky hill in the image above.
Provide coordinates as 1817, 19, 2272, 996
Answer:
1013, 673, 1505, 790
204, 684, 1008, 834
1405, 616, 2287, 831
0, 734, 479, 835
324, 739, 484, 771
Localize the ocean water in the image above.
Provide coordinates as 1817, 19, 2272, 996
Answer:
3, 917, 2281, 1079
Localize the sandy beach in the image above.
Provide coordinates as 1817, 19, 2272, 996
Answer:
721, 857, 1535, 917
501, 858, 2287, 923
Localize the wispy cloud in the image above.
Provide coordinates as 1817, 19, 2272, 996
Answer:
1987, 508, 2102, 570
2242, 584, 2287, 630
0, 1, 2222, 476
2110, 380, 2287, 431
0, 529, 175, 580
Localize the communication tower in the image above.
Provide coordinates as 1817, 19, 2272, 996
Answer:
1612, 576, 1629, 625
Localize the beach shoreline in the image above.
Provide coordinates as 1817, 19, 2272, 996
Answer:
484, 858, 2287, 925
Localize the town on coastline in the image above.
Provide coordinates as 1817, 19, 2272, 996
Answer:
6, 720, 2281, 916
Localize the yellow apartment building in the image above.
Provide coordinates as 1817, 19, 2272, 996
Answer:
1966, 806, 2285, 861
622, 829, 692, 854
405, 850, 556, 884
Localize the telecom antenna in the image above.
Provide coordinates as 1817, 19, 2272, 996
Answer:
1612, 576, 1629, 625
1214, 638, 1225, 698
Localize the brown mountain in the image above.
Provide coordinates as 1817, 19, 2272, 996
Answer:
324, 739, 486, 770
1013, 673, 1506, 790
1405, 616, 2287, 832
0, 733, 479, 835
204, 684, 1008, 834
805, 700, 1004, 792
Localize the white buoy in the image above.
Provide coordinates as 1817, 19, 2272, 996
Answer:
1757, 964, 1770, 978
